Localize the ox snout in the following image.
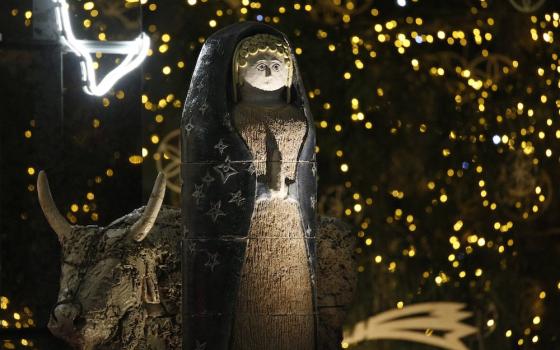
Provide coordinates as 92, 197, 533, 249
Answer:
48, 302, 85, 344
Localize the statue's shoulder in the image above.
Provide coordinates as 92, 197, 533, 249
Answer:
232, 103, 305, 126
231, 103, 251, 122
232, 103, 245, 114
282, 104, 306, 121
233, 102, 301, 113
283, 103, 303, 114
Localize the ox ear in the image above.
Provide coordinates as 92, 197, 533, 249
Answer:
129, 173, 166, 242
142, 268, 161, 304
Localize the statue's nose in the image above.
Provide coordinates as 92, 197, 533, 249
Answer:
265, 66, 271, 77
48, 302, 82, 336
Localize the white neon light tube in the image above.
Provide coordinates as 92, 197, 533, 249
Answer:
52, 0, 150, 96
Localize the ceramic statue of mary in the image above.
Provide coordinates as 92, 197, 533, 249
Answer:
181, 22, 318, 350
229, 33, 315, 349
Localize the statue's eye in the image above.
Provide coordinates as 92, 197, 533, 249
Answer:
256, 63, 266, 71
271, 63, 281, 72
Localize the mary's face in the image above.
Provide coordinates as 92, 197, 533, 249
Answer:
239, 53, 289, 92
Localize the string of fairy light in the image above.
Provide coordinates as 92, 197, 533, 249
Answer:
4, 0, 560, 348
0, 296, 36, 348
336, 4, 559, 347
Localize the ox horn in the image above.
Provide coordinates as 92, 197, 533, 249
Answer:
37, 171, 73, 242
130, 172, 166, 242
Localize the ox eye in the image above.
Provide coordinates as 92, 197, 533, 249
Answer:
112, 268, 123, 280
271, 63, 281, 72
256, 63, 266, 71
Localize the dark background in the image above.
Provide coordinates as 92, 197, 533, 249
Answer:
1, 0, 560, 349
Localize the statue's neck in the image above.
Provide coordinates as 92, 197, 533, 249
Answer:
238, 83, 285, 107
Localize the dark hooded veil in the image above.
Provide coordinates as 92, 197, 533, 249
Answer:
181, 22, 318, 349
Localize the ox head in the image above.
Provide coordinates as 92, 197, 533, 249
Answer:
37, 171, 166, 349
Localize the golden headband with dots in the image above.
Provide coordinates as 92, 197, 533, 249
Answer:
232, 34, 293, 103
